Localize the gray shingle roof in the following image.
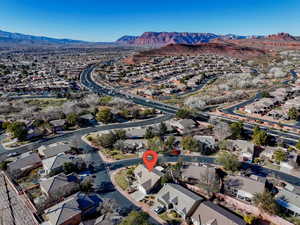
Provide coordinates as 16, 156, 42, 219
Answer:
42, 153, 77, 171
45, 193, 102, 225
156, 183, 203, 216
181, 165, 216, 182
191, 201, 247, 225
224, 175, 265, 195
38, 142, 71, 158
8, 153, 41, 171
134, 164, 163, 192
40, 173, 78, 196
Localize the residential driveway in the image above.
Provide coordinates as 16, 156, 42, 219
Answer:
130, 191, 146, 202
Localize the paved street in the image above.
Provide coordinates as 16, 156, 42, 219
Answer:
0, 65, 298, 225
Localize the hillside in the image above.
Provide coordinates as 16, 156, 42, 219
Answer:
212, 33, 300, 51
124, 42, 268, 64
0, 30, 90, 45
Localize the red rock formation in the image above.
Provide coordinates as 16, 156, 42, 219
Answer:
266, 32, 296, 41
212, 33, 300, 51
124, 43, 267, 64
126, 32, 219, 46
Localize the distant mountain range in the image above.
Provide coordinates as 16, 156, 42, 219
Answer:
0, 29, 299, 51
123, 32, 300, 64
116, 32, 266, 46
0, 30, 91, 45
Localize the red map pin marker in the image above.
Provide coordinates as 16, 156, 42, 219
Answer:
143, 150, 158, 172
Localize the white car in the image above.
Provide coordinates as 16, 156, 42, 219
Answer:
7, 152, 18, 157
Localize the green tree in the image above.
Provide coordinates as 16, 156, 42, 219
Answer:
145, 126, 155, 139
2, 121, 11, 130
99, 96, 112, 105
115, 129, 127, 140
252, 126, 268, 146
296, 139, 300, 151
96, 108, 113, 124
165, 136, 176, 151
218, 140, 228, 150
0, 161, 10, 171
147, 136, 164, 152
80, 180, 93, 193
181, 136, 200, 152
98, 132, 116, 148
261, 91, 271, 98
274, 149, 287, 163
7, 122, 28, 141
63, 162, 77, 174
120, 210, 152, 225
253, 191, 279, 215
158, 122, 168, 136
175, 108, 191, 119
230, 121, 244, 139
66, 112, 78, 126
216, 152, 240, 172
288, 107, 299, 120
160, 175, 172, 185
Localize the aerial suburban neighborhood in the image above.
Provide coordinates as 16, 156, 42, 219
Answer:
1, 2, 300, 225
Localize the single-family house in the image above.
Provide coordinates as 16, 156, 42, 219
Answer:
42, 153, 81, 176
169, 119, 197, 134
7, 153, 42, 178
276, 189, 300, 217
49, 119, 66, 133
44, 193, 103, 225
191, 201, 247, 225
193, 136, 216, 153
227, 140, 255, 162
79, 114, 97, 125
125, 127, 147, 139
224, 175, 266, 203
26, 127, 44, 139
181, 164, 217, 185
40, 173, 79, 198
134, 164, 163, 194
280, 150, 300, 173
38, 142, 71, 158
122, 139, 147, 152
156, 183, 203, 218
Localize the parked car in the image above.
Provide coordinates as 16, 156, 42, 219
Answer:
7, 152, 19, 157
153, 206, 165, 214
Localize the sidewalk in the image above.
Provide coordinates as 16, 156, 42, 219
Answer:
110, 168, 167, 225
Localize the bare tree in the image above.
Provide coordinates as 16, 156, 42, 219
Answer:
213, 120, 232, 141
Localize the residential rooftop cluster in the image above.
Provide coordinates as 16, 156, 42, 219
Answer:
0, 47, 127, 96
94, 55, 249, 99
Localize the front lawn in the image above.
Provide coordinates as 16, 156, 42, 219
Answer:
115, 169, 130, 190
102, 149, 138, 160
159, 210, 182, 225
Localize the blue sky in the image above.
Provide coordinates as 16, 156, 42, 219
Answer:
0, 0, 300, 42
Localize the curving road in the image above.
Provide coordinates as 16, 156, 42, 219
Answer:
221, 70, 300, 130
0, 65, 298, 224
82, 64, 299, 145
